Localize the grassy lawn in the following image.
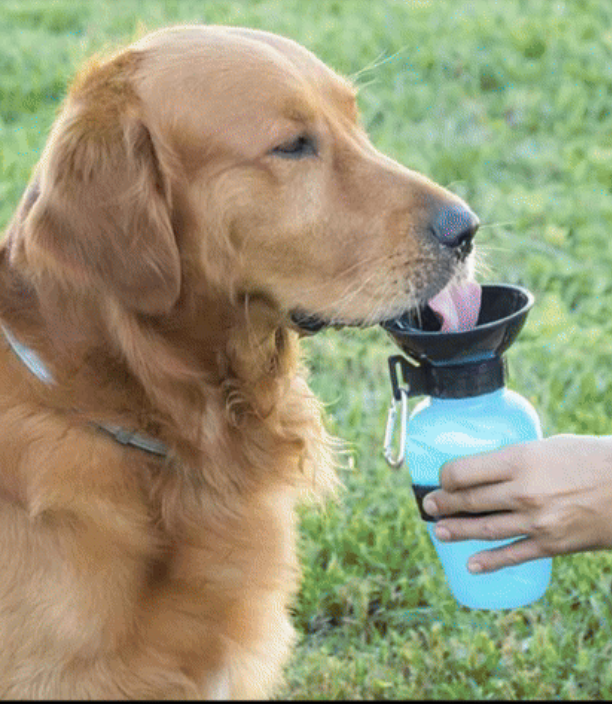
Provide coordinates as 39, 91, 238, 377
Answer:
2, 0, 612, 698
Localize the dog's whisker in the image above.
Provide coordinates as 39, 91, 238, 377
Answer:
477, 221, 518, 230
476, 244, 513, 254
349, 45, 410, 84
352, 77, 380, 91
407, 279, 422, 328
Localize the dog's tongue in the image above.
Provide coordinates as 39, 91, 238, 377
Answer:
428, 280, 482, 332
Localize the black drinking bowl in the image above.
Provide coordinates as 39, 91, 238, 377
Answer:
381, 284, 534, 365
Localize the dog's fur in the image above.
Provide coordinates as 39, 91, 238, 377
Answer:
0, 26, 474, 699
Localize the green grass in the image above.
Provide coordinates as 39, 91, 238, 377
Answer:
2, 0, 612, 698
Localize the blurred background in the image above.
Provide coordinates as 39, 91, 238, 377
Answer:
1, 0, 611, 698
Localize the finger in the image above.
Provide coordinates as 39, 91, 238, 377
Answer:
434, 512, 530, 543
439, 443, 527, 492
424, 482, 513, 518
467, 537, 548, 574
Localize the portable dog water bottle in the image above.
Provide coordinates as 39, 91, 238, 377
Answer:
381, 284, 552, 609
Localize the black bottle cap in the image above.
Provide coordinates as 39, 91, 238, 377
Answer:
388, 354, 506, 400
425, 356, 506, 398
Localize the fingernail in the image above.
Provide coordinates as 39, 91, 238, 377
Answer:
468, 560, 482, 574
435, 525, 451, 541
423, 496, 438, 516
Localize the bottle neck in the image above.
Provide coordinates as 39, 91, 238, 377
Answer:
428, 386, 505, 408
387, 353, 507, 404
423, 356, 506, 399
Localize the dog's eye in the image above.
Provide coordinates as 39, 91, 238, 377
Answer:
270, 135, 318, 159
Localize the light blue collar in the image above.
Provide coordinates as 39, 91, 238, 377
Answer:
2, 325, 169, 458
2, 325, 55, 384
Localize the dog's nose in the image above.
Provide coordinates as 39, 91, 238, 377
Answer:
432, 203, 480, 249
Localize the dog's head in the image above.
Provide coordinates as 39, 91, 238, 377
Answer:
10, 25, 478, 334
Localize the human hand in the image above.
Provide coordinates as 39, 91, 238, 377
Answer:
422, 434, 612, 573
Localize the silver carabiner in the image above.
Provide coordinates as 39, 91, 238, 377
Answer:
383, 386, 409, 468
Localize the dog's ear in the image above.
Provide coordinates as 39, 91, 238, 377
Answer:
12, 55, 181, 315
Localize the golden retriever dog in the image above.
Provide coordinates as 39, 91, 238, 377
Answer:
0, 25, 478, 699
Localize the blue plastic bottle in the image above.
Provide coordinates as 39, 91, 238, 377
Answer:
382, 284, 552, 610
407, 385, 552, 610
